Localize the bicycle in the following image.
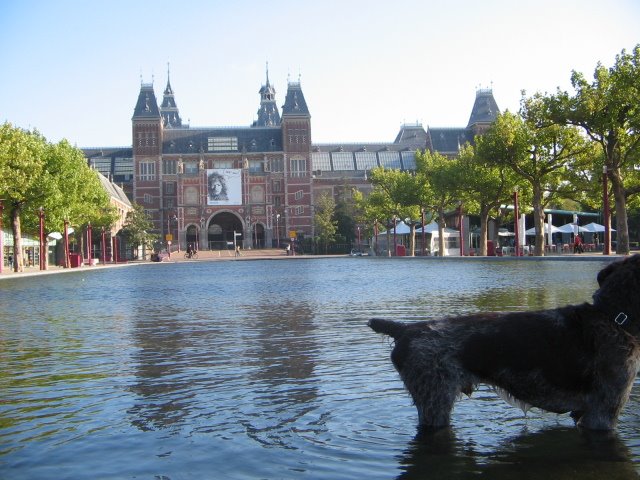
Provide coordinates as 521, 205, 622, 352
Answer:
184, 251, 198, 259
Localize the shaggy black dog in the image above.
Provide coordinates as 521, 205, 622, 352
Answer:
369, 255, 640, 430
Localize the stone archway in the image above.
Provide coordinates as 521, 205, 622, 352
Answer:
186, 225, 197, 249
208, 212, 243, 250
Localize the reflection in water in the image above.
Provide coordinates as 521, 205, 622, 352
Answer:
1, 258, 638, 479
128, 304, 193, 432
242, 301, 319, 448
400, 427, 638, 480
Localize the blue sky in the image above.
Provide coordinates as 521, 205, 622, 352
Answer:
1, 0, 638, 148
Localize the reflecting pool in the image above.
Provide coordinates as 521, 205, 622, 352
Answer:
1, 257, 639, 479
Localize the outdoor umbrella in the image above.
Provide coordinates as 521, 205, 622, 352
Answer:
582, 222, 615, 233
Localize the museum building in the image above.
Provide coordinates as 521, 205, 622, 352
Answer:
83, 70, 499, 251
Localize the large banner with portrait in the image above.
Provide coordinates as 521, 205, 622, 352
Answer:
206, 169, 242, 205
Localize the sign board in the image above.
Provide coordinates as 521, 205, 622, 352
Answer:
165, 234, 173, 242
289, 230, 297, 239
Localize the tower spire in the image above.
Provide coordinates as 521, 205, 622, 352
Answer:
160, 64, 182, 128
253, 62, 281, 127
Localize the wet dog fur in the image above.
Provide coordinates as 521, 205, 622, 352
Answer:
369, 255, 640, 430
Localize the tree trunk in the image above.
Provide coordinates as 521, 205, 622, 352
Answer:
409, 224, 416, 257
609, 167, 630, 255
479, 207, 491, 256
437, 208, 446, 257
11, 203, 24, 272
531, 185, 546, 256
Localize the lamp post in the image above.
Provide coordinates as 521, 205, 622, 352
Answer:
87, 222, 92, 266
603, 166, 611, 255
0, 199, 4, 273
457, 201, 464, 257
101, 227, 106, 264
393, 215, 397, 257
421, 208, 426, 257
39, 207, 46, 270
513, 189, 520, 257
276, 214, 280, 248
357, 225, 361, 252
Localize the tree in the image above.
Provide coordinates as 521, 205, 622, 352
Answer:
0, 123, 117, 270
476, 106, 588, 256
365, 167, 427, 256
415, 151, 463, 256
0, 123, 48, 271
313, 192, 338, 254
120, 203, 157, 258
457, 143, 518, 256
547, 45, 640, 254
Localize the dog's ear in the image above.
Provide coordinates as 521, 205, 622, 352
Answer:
597, 260, 619, 286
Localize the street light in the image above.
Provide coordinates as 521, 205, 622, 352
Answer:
276, 213, 280, 248
513, 188, 520, 257
87, 222, 92, 266
39, 207, 46, 270
457, 201, 464, 257
421, 208, 426, 257
0, 199, 4, 273
603, 165, 611, 255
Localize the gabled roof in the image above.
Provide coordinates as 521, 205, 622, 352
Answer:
132, 83, 161, 119
282, 81, 310, 117
96, 170, 132, 207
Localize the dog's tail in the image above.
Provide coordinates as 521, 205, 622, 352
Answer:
368, 318, 407, 339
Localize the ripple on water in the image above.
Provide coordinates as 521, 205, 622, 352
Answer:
1, 257, 637, 479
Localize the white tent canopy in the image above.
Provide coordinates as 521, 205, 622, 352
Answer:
415, 221, 459, 236
525, 224, 561, 235
378, 220, 412, 235
556, 223, 587, 234
582, 222, 615, 233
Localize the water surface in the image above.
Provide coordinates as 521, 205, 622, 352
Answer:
1, 257, 638, 479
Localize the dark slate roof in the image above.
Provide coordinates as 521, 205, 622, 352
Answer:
467, 89, 499, 127
132, 83, 161, 119
253, 99, 281, 127
393, 124, 429, 148
162, 127, 283, 154
282, 81, 310, 116
427, 128, 472, 154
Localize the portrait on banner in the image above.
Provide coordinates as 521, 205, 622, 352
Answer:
207, 169, 241, 205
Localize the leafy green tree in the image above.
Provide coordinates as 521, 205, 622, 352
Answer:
415, 150, 463, 256
476, 105, 588, 256
547, 45, 640, 254
457, 143, 518, 255
120, 203, 157, 258
0, 123, 116, 270
365, 167, 427, 256
0, 123, 48, 271
314, 191, 338, 254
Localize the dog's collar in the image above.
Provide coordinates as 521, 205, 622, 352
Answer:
613, 312, 629, 326
592, 290, 631, 327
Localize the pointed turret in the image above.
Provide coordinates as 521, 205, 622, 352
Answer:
132, 81, 161, 119
282, 76, 310, 117
467, 88, 499, 135
253, 63, 281, 127
160, 64, 183, 128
